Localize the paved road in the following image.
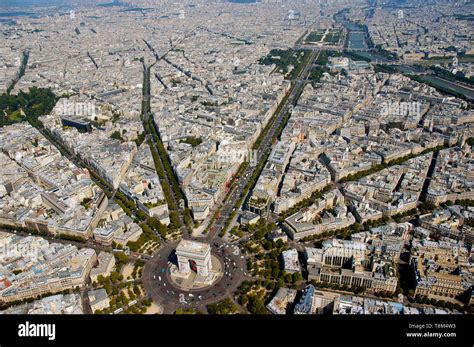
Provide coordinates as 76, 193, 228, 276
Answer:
142, 65, 189, 236
80, 278, 93, 315
0, 228, 112, 253
142, 239, 247, 313
206, 49, 320, 240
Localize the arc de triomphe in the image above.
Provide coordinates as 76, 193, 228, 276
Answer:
175, 240, 212, 277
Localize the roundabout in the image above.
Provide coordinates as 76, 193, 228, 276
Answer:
142, 238, 247, 313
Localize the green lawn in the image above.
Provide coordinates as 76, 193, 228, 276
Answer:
324, 30, 342, 44
1, 109, 25, 127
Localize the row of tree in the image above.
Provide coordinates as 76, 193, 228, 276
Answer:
339, 145, 446, 184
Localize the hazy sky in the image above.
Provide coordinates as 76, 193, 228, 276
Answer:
0, 0, 101, 8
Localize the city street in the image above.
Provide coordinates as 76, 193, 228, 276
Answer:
142, 239, 247, 313
205, 49, 320, 241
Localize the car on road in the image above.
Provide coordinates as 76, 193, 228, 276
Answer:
153, 275, 156, 280
158, 276, 161, 281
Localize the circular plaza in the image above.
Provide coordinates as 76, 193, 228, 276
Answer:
142, 239, 247, 313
